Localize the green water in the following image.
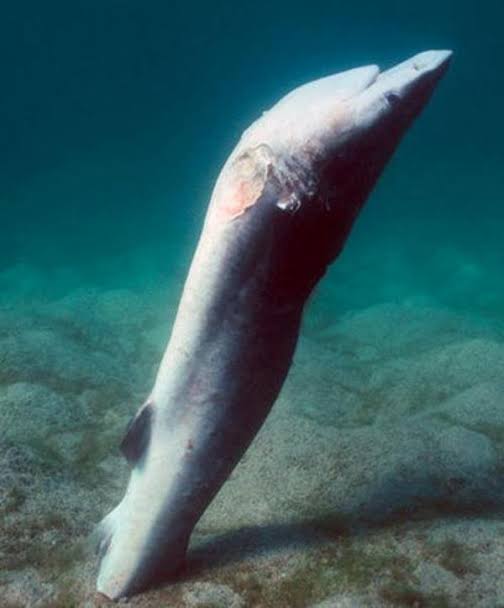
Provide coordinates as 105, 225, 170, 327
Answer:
1, 2, 504, 607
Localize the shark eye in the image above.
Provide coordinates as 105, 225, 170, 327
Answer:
385, 91, 401, 107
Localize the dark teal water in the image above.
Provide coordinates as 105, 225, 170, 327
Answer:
2, 0, 502, 318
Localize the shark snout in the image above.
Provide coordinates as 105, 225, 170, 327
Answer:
334, 49, 452, 146
381, 50, 453, 80
316, 50, 452, 105
282, 50, 452, 111
376, 49, 452, 97
354, 50, 453, 120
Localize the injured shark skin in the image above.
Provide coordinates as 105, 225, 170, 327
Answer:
95, 50, 452, 599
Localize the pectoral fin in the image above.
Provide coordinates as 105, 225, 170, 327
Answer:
120, 402, 153, 466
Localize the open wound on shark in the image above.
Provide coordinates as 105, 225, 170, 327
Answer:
94, 50, 452, 600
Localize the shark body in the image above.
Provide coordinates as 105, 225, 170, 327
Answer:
96, 50, 452, 599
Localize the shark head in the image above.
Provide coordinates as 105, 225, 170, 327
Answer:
242, 50, 452, 169
209, 50, 452, 300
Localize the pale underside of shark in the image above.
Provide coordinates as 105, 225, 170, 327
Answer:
95, 49, 452, 600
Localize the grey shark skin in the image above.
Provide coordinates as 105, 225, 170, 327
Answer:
96, 50, 452, 599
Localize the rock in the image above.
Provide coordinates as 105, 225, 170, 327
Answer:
0, 321, 134, 393
368, 337, 504, 424
427, 382, 504, 434
413, 561, 462, 596
283, 304, 504, 428
200, 405, 500, 534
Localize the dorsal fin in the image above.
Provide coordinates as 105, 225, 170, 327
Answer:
120, 401, 153, 467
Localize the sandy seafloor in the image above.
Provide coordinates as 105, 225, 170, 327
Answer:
1, 164, 504, 608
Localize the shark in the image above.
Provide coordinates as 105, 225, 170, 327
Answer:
95, 49, 452, 599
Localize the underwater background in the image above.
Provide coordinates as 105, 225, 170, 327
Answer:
1, 1, 503, 606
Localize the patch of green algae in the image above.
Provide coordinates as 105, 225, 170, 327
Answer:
0, 485, 27, 514
181, 515, 486, 608
2, 527, 474, 608
380, 584, 453, 608
1, 509, 84, 572
200, 536, 419, 608
420, 538, 481, 579
40, 589, 82, 608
